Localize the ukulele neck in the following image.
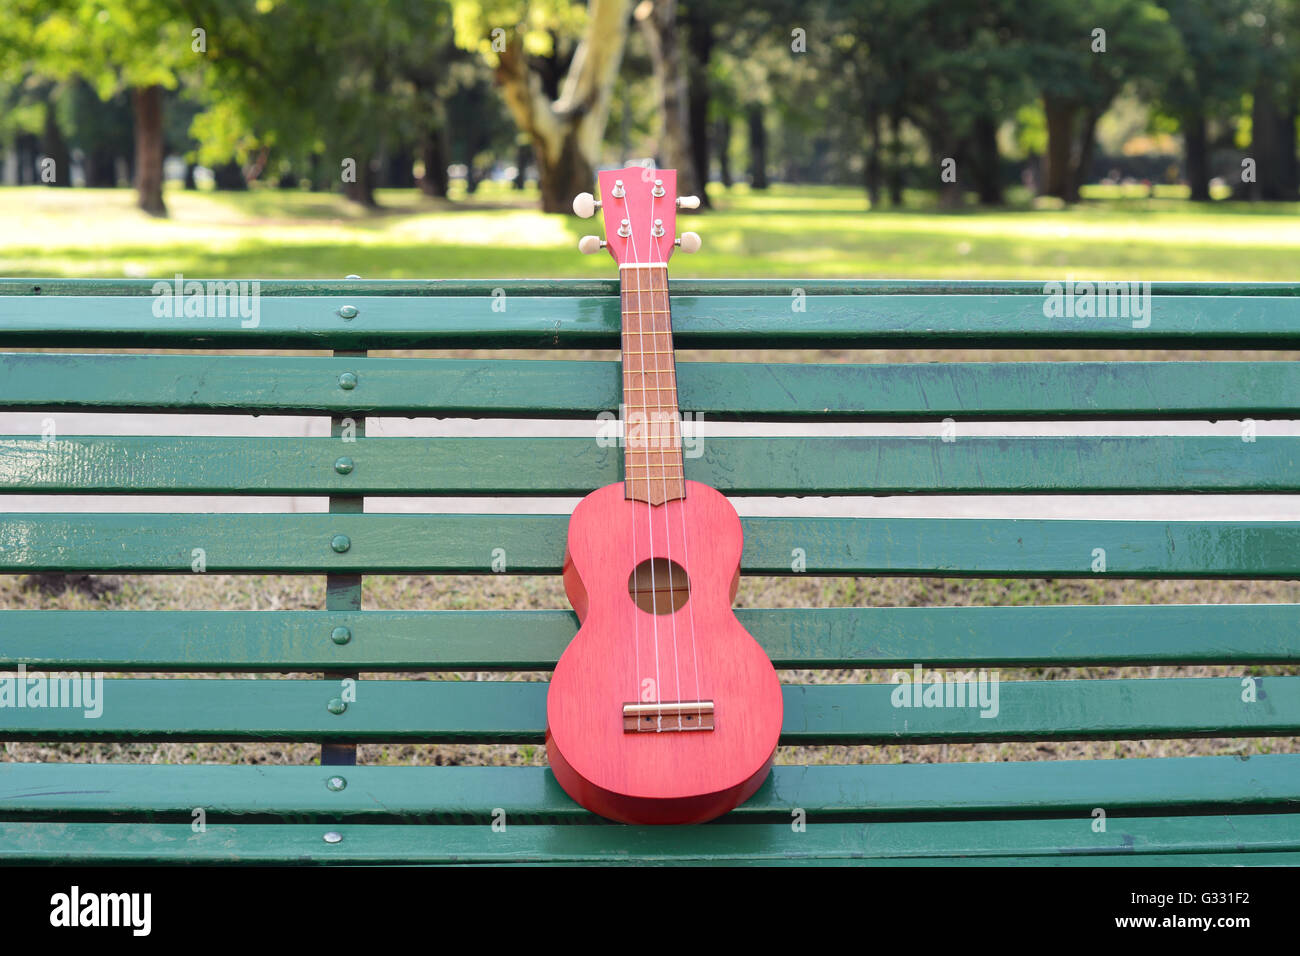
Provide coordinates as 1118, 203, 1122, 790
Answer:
620, 263, 685, 506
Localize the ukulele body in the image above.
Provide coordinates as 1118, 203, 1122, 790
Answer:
546, 479, 784, 824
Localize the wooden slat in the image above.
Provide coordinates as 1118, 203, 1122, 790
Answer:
3, 435, 1298, 495
5, 354, 1300, 419
2, 677, 1296, 743
5, 278, 1299, 296
2, 289, 1299, 348
3, 605, 1298, 671
2, 513, 1298, 577
3, 814, 1299, 863
2, 755, 1296, 821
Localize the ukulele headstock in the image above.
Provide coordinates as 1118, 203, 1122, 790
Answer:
574, 166, 701, 266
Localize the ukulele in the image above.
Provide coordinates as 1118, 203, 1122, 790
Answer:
545, 168, 784, 825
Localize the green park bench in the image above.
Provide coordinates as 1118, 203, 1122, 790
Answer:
1, 276, 1299, 865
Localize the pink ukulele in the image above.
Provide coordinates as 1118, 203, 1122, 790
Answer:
545, 168, 784, 824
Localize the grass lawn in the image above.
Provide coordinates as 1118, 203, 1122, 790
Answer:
3, 180, 1300, 280
3, 180, 1297, 770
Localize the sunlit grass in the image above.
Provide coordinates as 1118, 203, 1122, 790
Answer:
2, 181, 1299, 281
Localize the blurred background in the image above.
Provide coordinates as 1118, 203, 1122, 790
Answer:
2, 0, 1300, 280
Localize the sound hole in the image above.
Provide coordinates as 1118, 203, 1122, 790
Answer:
628, 557, 690, 614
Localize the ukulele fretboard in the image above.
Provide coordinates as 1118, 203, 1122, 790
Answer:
620, 264, 685, 505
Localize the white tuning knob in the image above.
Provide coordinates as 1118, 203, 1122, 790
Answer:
572, 192, 599, 218
676, 231, 702, 253
578, 235, 604, 255
676, 195, 700, 210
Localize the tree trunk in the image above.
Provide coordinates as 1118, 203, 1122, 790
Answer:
515, 143, 530, 189
1280, 105, 1299, 201
716, 116, 732, 188
41, 102, 71, 187
747, 103, 768, 189
866, 102, 882, 208
638, 0, 703, 202
84, 150, 116, 187
16, 133, 39, 184
1072, 108, 1100, 203
344, 155, 378, 207
970, 114, 1002, 206
310, 153, 327, 192
495, 0, 632, 212
1237, 78, 1300, 201
386, 149, 415, 188
683, 3, 714, 207
933, 132, 963, 209
132, 85, 166, 216
212, 161, 247, 190
1184, 112, 1210, 201
183, 163, 198, 190
887, 111, 904, 206
1042, 95, 1076, 201
419, 127, 449, 198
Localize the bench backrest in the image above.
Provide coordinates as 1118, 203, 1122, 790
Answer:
2, 278, 1299, 839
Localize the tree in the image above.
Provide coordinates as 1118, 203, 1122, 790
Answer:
1021, 0, 1181, 202
1157, 0, 1256, 200
635, 0, 703, 201
21, 0, 198, 214
1234, 0, 1300, 200
456, 0, 634, 212
177, 0, 465, 206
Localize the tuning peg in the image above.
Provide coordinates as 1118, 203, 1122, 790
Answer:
676, 231, 702, 253
676, 195, 700, 210
573, 192, 600, 218
578, 235, 605, 255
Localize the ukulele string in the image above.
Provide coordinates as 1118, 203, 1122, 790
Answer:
650, 181, 699, 728
621, 278, 641, 718
625, 214, 662, 725
647, 186, 684, 729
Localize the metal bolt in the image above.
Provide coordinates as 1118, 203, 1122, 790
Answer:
331, 626, 352, 645
345, 274, 361, 280
338, 372, 357, 390
331, 534, 351, 553
334, 456, 354, 475
323, 831, 343, 844
327, 698, 347, 715
338, 305, 359, 319
327, 776, 347, 792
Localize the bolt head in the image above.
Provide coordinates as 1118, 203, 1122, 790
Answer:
327, 776, 347, 792
323, 831, 343, 844
334, 456, 354, 475
331, 534, 351, 553
331, 626, 352, 645
327, 698, 347, 715
338, 305, 359, 319
338, 372, 358, 390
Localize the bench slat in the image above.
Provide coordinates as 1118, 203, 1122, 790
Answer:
2, 755, 1295, 820
3, 814, 1299, 863
2, 677, 1296, 743
3, 292, 1299, 348
3, 513, 1297, 576
6, 354, 1300, 419
4, 605, 1298, 670
6, 278, 1300, 296
4, 435, 1298, 495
